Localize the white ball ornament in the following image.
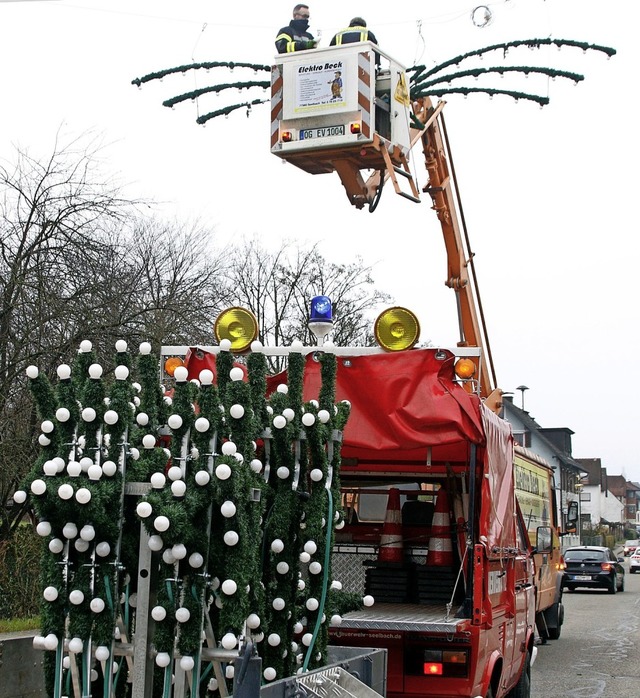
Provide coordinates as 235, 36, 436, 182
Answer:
136, 501, 153, 518
75, 539, 90, 552
188, 552, 204, 568
363, 595, 375, 607
173, 366, 188, 382
104, 410, 119, 425
276, 383, 288, 394
302, 633, 313, 647
331, 580, 343, 591
199, 369, 214, 385
151, 606, 167, 622
69, 590, 84, 605
80, 525, 95, 541
247, 613, 261, 629
215, 463, 231, 481
49, 538, 64, 554
268, 634, 281, 647
304, 541, 317, 555
114, 365, 129, 380
26, 365, 39, 379
272, 597, 285, 611
88, 464, 103, 481
136, 412, 149, 426
310, 469, 323, 482
219, 338, 232, 351
318, 409, 330, 423
229, 366, 244, 382
155, 652, 171, 668
264, 667, 277, 682
43, 460, 57, 476
138, 341, 151, 355
129, 447, 140, 461
250, 459, 263, 473
171, 480, 187, 497
38, 434, 51, 446
225, 665, 235, 679
336, 519, 345, 530
306, 597, 319, 611
88, 363, 103, 379
221, 501, 236, 518
96, 542, 111, 558
75, 488, 92, 504
43, 586, 59, 602
172, 544, 187, 560
271, 539, 285, 553
302, 413, 316, 427
41, 420, 55, 433
282, 408, 295, 422
43, 634, 59, 650
55, 407, 70, 422
330, 614, 343, 627
299, 552, 311, 564
142, 434, 156, 449
276, 466, 290, 479
221, 441, 237, 456
298, 579, 306, 591
66, 461, 81, 477
115, 340, 127, 353
154, 516, 170, 532
56, 364, 71, 380
150, 472, 166, 489
273, 415, 287, 430
276, 562, 290, 575
293, 622, 304, 635
223, 530, 239, 546
221, 633, 237, 650
167, 466, 182, 481
195, 470, 210, 486
95, 645, 110, 662
229, 404, 245, 419
12, 490, 27, 504
221, 579, 237, 596
102, 460, 117, 477
148, 535, 164, 552
36, 521, 52, 537
167, 414, 183, 430
90, 598, 106, 613
309, 561, 322, 575
176, 607, 191, 623
162, 549, 176, 565
57, 483, 74, 500
194, 417, 210, 433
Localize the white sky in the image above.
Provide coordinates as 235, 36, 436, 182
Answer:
1, 1, 638, 481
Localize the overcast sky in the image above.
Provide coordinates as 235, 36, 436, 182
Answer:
1, 1, 638, 481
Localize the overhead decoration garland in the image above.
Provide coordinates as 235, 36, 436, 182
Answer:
15, 339, 361, 697
131, 37, 615, 123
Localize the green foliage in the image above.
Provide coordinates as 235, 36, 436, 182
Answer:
0, 524, 41, 619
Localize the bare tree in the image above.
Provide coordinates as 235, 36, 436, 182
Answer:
226, 238, 392, 369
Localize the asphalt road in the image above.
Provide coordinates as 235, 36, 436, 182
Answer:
531, 555, 640, 698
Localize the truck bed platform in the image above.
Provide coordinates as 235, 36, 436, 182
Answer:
340, 603, 462, 633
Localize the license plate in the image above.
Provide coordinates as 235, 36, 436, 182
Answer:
300, 125, 345, 140
573, 575, 591, 581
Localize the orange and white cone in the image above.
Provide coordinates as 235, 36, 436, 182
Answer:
427, 488, 453, 566
378, 488, 404, 564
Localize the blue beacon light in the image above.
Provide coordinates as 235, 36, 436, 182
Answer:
308, 296, 333, 346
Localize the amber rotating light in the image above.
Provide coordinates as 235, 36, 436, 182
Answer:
374, 307, 420, 351
214, 307, 258, 353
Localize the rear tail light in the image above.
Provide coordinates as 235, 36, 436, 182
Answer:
556, 555, 566, 571
423, 663, 443, 676
601, 562, 613, 572
420, 650, 469, 678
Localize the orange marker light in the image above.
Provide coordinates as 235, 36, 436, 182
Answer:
454, 357, 476, 380
281, 131, 293, 142
350, 122, 361, 134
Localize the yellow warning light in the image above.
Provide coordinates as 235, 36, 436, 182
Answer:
454, 358, 476, 380
374, 307, 420, 352
281, 130, 293, 142
164, 356, 184, 377
350, 122, 361, 134
214, 307, 259, 353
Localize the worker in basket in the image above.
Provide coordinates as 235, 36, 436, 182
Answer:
330, 17, 378, 46
275, 4, 318, 54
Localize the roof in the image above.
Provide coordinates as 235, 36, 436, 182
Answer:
502, 399, 585, 475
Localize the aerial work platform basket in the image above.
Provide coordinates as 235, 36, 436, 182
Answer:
271, 43, 420, 209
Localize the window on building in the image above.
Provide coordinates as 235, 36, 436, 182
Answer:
513, 431, 531, 448
580, 492, 591, 501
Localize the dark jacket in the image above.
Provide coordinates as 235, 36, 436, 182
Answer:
275, 21, 315, 54
330, 25, 378, 46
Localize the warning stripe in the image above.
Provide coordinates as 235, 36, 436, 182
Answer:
358, 51, 371, 138
271, 66, 283, 149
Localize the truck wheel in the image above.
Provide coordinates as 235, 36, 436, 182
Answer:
506, 650, 531, 698
545, 601, 564, 640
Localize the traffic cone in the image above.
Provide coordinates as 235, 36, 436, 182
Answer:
378, 488, 404, 564
427, 488, 453, 567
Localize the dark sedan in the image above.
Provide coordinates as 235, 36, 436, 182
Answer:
562, 545, 625, 594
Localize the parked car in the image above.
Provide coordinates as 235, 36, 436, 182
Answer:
629, 551, 640, 574
623, 539, 639, 556
562, 546, 625, 593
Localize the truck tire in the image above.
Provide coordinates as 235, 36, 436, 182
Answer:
545, 601, 564, 640
506, 651, 531, 698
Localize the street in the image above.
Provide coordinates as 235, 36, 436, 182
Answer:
532, 557, 640, 698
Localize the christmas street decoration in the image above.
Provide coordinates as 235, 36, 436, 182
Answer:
15, 334, 361, 698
